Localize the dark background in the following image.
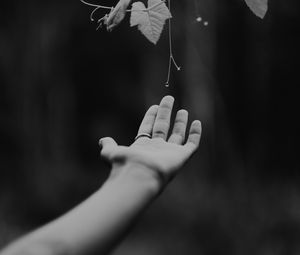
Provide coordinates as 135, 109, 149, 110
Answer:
0, 0, 300, 254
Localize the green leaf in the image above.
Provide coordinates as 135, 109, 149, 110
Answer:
130, 0, 172, 44
244, 0, 268, 19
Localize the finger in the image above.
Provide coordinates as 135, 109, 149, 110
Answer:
152, 95, 175, 140
184, 120, 202, 152
137, 105, 159, 135
168, 109, 188, 144
99, 137, 118, 160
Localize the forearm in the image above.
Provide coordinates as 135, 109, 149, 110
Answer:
1, 164, 161, 255
1, 95, 202, 255
61, 163, 161, 254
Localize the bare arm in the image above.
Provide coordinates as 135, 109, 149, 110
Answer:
0, 95, 202, 255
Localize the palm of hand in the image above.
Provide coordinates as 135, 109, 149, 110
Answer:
128, 138, 190, 174
100, 96, 201, 184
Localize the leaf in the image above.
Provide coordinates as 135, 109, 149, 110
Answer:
106, 0, 132, 31
244, 0, 268, 19
130, 0, 172, 44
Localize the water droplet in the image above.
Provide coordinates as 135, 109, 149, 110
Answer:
196, 16, 202, 22
165, 83, 169, 87
204, 21, 208, 26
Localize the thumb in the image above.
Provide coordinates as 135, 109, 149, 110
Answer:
99, 137, 118, 160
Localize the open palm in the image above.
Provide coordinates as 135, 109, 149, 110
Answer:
99, 96, 202, 183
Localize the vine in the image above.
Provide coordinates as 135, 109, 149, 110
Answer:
80, 0, 268, 86
80, 0, 180, 86
165, 0, 180, 87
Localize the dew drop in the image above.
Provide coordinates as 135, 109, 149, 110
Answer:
165, 83, 169, 87
196, 16, 202, 22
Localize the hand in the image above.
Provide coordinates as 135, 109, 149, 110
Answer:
99, 96, 202, 186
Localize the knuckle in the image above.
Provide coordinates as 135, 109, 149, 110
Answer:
153, 130, 166, 137
170, 134, 184, 143
156, 111, 169, 121
175, 118, 187, 126
173, 123, 186, 133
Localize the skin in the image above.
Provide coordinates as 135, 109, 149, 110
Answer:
104, 96, 202, 184
0, 95, 202, 255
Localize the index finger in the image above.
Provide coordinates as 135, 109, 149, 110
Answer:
137, 105, 159, 135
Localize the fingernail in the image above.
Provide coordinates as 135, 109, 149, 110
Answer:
164, 95, 174, 102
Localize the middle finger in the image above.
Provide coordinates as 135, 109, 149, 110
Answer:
152, 95, 174, 140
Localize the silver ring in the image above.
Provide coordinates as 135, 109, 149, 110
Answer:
135, 132, 152, 141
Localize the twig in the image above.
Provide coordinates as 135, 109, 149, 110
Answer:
80, 0, 113, 10
80, 0, 167, 14
165, 0, 180, 87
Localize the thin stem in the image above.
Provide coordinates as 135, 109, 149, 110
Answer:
90, 6, 101, 21
96, 14, 109, 29
165, 0, 180, 87
194, 0, 200, 19
165, 55, 172, 87
171, 56, 180, 70
80, 0, 166, 13
80, 0, 113, 10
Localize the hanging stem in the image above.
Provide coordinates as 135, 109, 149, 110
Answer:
165, 0, 181, 87
80, 0, 167, 14
80, 0, 113, 10
194, 0, 200, 19
80, 0, 178, 86
80, 0, 168, 29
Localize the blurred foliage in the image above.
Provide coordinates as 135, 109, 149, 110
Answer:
1, 0, 300, 254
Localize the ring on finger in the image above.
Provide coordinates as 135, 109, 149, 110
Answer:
134, 132, 152, 141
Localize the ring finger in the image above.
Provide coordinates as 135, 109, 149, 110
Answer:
168, 109, 188, 144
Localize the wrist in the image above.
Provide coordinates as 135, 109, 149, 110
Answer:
108, 162, 164, 195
